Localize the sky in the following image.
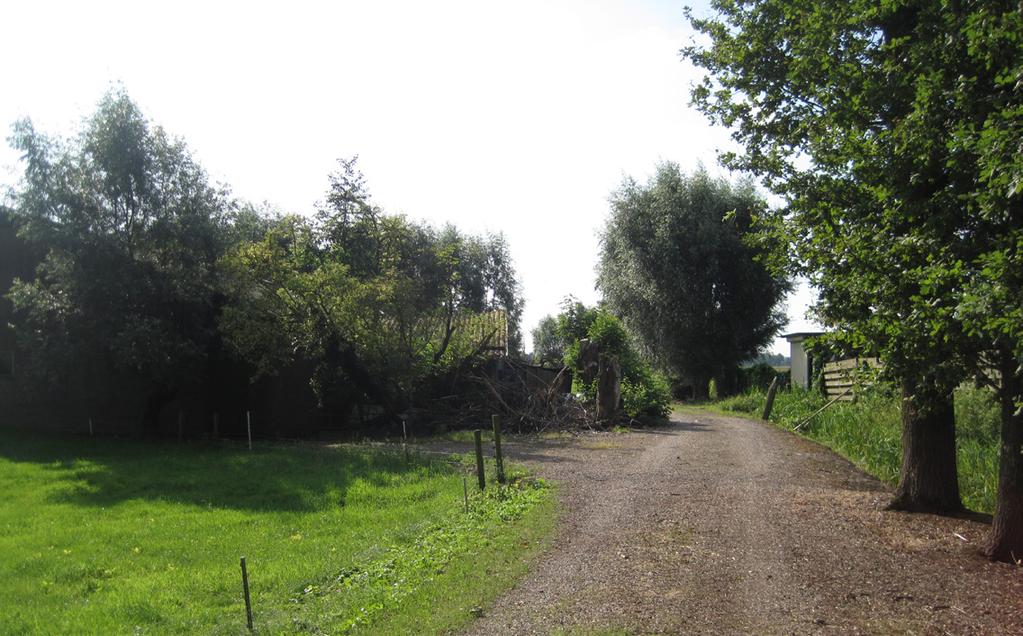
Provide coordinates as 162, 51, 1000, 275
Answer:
0, 0, 820, 355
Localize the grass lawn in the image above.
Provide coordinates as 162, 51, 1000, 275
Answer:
0, 430, 555, 635
709, 385, 1000, 514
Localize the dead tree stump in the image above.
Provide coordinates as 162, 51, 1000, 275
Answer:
577, 338, 600, 386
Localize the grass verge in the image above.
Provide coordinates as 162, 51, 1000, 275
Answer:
0, 430, 554, 634
712, 385, 1000, 514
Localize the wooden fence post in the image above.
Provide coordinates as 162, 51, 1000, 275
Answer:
240, 556, 253, 631
492, 414, 506, 484
762, 377, 780, 421
402, 419, 410, 464
473, 429, 486, 491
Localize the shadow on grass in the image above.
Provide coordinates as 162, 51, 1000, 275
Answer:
0, 429, 438, 512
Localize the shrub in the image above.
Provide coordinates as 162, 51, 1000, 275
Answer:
557, 302, 670, 421
622, 367, 672, 419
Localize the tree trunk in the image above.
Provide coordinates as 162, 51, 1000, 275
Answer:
887, 377, 962, 513
576, 339, 600, 386
986, 355, 1023, 563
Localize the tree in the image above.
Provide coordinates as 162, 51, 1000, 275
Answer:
597, 164, 791, 398
684, 1, 1023, 554
530, 315, 564, 366
950, 3, 1023, 562
220, 159, 524, 415
5, 90, 230, 433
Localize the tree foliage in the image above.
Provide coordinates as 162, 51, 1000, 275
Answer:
597, 164, 791, 396
3, 93, 528, 432
5, 90, 230, 425
530, 315, 564, 366
219, 159, 524, 411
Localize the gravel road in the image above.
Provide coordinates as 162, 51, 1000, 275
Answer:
453, 409, 1022, 635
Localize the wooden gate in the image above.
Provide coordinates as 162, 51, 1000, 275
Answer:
822, 357, 882, 401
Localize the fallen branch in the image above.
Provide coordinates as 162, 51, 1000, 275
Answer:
793, 386, 853, 431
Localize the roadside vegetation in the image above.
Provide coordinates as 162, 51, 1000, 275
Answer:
4, 91, 525, 438
716, 386, 1000, 514
0, 431, 553, 635
532, 299, 672, 421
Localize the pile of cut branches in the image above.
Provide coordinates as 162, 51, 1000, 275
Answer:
417, 358, 595, 433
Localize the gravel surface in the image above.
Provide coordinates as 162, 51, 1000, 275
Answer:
442, 409, 1022, 635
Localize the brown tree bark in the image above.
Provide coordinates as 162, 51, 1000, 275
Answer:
986, 355, 1023, 563
887, 377, 963, 514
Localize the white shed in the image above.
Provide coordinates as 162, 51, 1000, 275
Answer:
783, 331, 825, 389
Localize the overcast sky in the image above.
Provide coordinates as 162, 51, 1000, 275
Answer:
0, 0, 819, 355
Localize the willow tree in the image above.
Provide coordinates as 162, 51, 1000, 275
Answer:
597, 164, 791, 397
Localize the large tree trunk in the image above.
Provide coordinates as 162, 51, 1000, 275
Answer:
986, 355, 1023, 563
576, 339, 600, 387
887, 377, 962, 513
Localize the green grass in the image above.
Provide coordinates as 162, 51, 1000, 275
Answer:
715, 385, 1000, 513
0, 430, 555, 635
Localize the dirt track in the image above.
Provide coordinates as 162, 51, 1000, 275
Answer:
452, 409, 1022, 635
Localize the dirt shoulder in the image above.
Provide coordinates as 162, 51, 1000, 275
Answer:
436, 409, 1021, 635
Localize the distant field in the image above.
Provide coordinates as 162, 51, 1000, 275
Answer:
0, 431, 554, 635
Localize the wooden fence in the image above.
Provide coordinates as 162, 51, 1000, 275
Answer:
822, 357, 882, 401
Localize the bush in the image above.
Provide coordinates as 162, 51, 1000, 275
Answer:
622, 367, 672, 419
716, 388, 767, 414
558, 303, 670, 421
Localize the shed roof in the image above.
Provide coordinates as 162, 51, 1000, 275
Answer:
782, 331, 826, 343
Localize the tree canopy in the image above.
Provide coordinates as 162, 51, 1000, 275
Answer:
530, 314, 564, 366
597, 164, 791, 397
5, 90, 231, 429
4, 93, 527, 432
219, 158, 523, 412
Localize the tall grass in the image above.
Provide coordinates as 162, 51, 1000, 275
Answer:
0, 432, 554, 635
717, 384, 1000, 513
